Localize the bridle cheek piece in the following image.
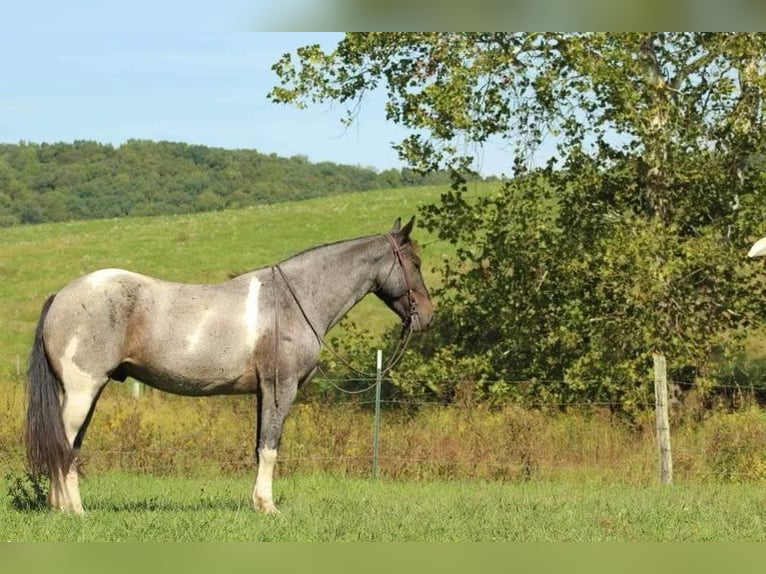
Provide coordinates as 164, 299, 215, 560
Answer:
384, 233, 419, 331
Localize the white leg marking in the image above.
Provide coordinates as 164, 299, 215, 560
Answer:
48, 465, 84, 515
48, 469, 66, 511
245, 277, 262, 350
63, 462, 84, 515
253, 447, 279, 514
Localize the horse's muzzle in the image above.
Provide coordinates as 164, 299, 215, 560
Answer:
408, 292, 434, 331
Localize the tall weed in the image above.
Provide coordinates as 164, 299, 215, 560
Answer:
3, 381, 766, 484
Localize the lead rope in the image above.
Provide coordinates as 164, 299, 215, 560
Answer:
273, 237, 415, 382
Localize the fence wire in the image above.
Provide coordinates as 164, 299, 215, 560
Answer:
5, 369, 766, 484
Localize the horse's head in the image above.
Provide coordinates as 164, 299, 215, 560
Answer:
375, 217, 434, 332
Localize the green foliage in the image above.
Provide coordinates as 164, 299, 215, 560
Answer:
273, 33, 766, 410
0, 139, 454, 227
4, 471, 47, 512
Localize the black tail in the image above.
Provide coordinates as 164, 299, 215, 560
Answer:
25, 294, 72, 478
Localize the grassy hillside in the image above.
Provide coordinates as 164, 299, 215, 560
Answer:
0, 182, 485, 379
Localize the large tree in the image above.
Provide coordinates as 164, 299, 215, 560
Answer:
271, 33, 766, 407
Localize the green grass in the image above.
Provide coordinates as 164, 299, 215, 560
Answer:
3, 472, 766, 541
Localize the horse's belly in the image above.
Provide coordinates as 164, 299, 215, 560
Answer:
123, 352, 257, 396
129, 309, 261, 395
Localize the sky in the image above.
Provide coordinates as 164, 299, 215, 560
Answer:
4, 3, 766, 178
0, 25, 517, 176
0, 32, 400, 173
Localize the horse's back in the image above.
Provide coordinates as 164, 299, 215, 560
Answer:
45, 268, 153, 332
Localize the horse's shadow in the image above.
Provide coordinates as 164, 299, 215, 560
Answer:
87, 495, 281, 513
7, 493, 273, 514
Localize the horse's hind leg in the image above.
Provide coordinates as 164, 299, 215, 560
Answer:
50, 339, 109, 514
51, 384, 106, 514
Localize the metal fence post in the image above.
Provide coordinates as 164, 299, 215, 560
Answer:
372, 349, 382, 479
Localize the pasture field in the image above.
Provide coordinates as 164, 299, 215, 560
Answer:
5, 183, 766, 544
3, 472, 766, 541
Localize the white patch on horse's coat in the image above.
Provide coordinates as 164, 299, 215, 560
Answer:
253, 447, 278, 513
245, 277, 262, 349
61, 337, 93, 394
60, 337, 102, 439
186, 310, 214, 353
86, 268, 128, 288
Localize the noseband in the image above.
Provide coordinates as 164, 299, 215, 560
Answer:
382, 233, 419, 332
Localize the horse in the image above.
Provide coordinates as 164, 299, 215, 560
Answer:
25, 216, 434, 514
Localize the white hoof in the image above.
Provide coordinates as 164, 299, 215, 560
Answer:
255, 498, 280, 514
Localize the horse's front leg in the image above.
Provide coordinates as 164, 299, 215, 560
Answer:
252, 377, 298, 514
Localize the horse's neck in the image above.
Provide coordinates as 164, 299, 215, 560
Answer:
280, 236, 386, 336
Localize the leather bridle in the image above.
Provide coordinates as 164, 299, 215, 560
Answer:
380, 233, 420, 332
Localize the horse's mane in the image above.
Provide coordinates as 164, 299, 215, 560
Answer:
227, 234, 379, 279
227, 233, 420, 280
280, 234, 379, 262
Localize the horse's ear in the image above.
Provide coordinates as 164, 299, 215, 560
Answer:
391, 218, 402, 233
398, 216, 415, 241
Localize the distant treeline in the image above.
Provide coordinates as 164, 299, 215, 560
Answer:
0, 140, 459, 227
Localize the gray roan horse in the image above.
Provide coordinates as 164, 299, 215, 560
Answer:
25, 217, 433, 514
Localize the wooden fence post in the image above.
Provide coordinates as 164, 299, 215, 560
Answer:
653, 352, 673, 484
